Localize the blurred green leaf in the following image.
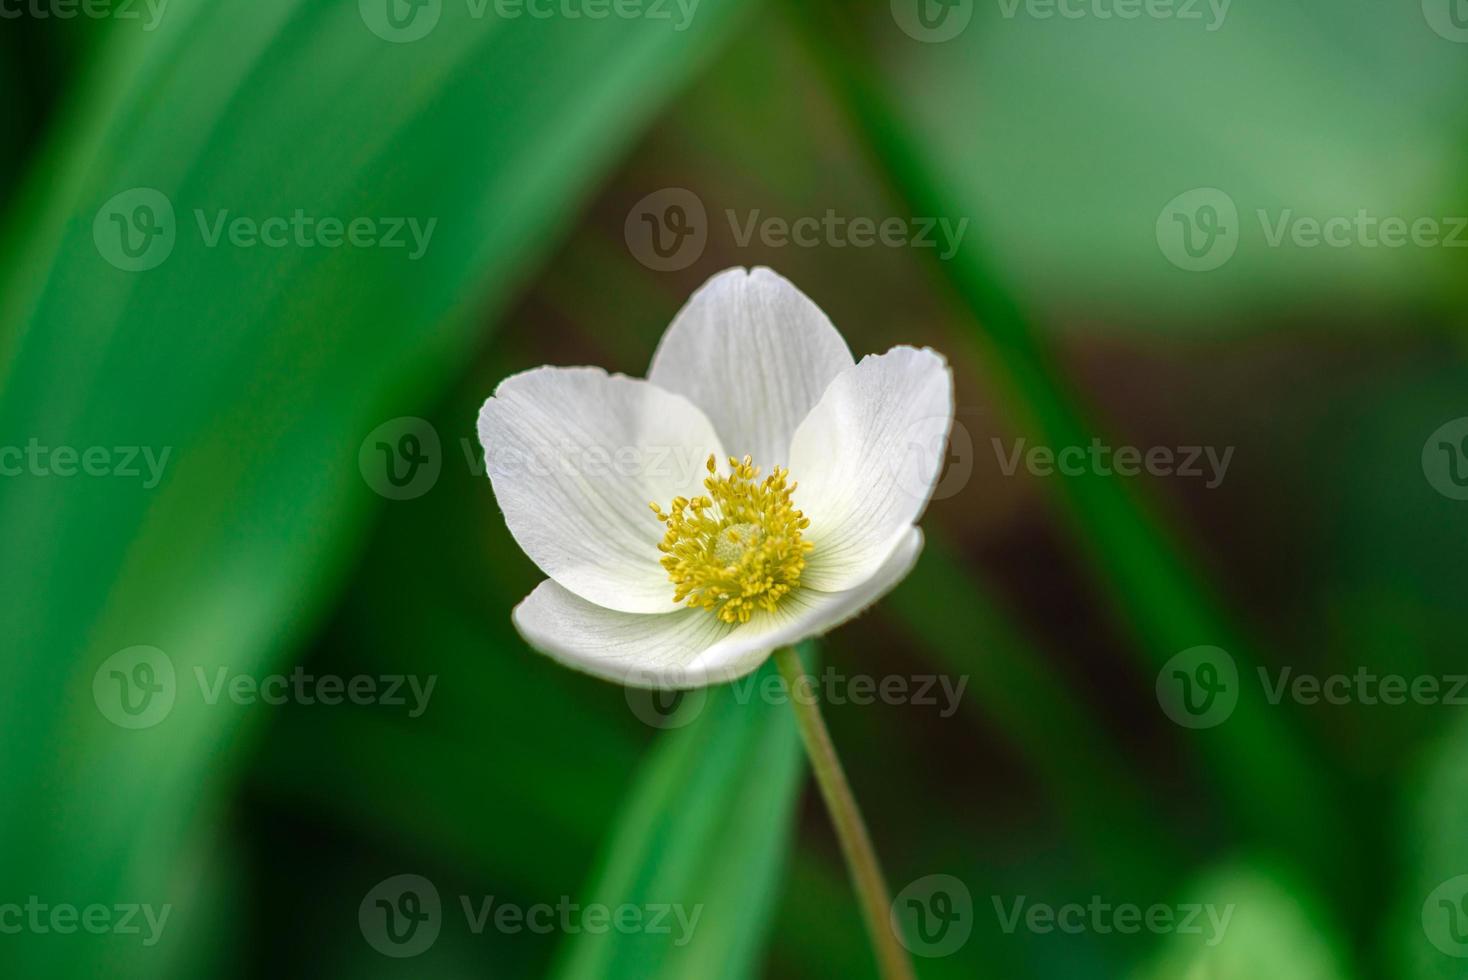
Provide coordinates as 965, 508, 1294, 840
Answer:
1133, 862, 1353, 980
1396, 712, 1468, 980
548, 652, 807, 980
0, 2, 753, 976
882, 1, 1468, 325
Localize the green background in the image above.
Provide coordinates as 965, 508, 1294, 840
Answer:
2, 0, 1467, 976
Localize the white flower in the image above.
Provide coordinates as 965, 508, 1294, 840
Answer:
477, 267, 953, 689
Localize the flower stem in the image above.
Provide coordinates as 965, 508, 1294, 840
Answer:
773, 646, 916, 980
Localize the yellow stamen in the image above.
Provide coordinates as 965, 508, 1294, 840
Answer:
650, 454, 813, 623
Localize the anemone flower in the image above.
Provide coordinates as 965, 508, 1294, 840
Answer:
477, 266, 952, 980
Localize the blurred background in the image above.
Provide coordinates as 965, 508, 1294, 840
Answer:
2, 0, 1467, 976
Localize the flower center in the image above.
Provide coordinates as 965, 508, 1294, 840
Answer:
650, 454, 813, 623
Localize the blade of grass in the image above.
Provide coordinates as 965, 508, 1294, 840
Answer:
548, 652, 805, 980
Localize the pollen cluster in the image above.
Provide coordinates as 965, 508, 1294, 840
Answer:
650, 454, 813, 623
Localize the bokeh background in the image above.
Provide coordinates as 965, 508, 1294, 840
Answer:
3, 0, 1468, 977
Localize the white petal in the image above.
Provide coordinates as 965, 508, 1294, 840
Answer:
788, 347, 953, 592
477, 366, 722, 614
647, 267, 855, 466
513, 584, 737, 688
512, 527, 924, 689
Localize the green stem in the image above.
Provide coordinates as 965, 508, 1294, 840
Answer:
773, 646, 916, 980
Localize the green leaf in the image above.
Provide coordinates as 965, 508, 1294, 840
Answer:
0, 3, 752, 976
1132, 862, 1354, 980
548, 653, 807, 980
1396, 712, 1468, 980
880, 0, 1467, 324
